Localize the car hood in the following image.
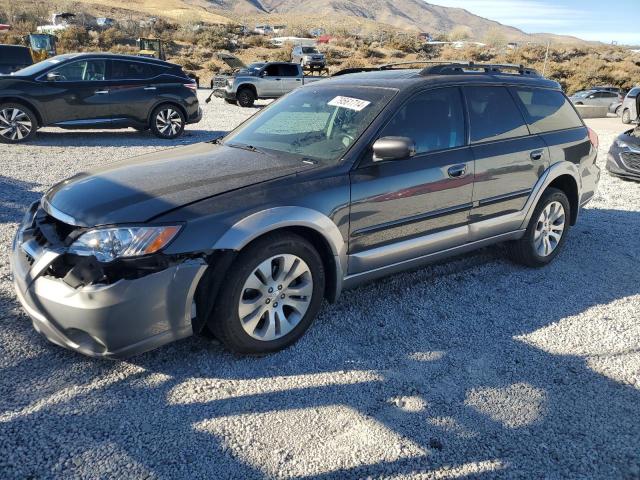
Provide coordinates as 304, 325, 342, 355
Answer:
218, 53, 246, 70
44, 142, 317, 227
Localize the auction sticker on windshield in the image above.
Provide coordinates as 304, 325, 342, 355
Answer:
328, 96, 371, 112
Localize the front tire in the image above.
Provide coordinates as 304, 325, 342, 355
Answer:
209, 233, 326, 354
0, 103, 37, 144
150, 104, 185, 139
507, 188, 570, 267
622, 109, 632, 124
236, 88, 255, 108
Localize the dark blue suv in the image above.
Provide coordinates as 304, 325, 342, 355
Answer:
0, 53, 201, 143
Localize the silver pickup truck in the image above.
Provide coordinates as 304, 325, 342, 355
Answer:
210, 54, 325, 107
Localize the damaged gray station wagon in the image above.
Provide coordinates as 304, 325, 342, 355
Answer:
11, 62, 600, 358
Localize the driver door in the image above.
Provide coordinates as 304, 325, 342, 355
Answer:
42, 59, 112, 125
348, 87, 474, 274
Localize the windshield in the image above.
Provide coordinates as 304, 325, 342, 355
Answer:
302, 47, 319, 54
239, 63, 266, 75
573, 90, 593, 98
12, 55, 74, 77
223, 85, 397, 163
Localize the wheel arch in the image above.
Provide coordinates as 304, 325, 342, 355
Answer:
547, 174, 579, 225
212, 206, 347, 302
0, 96, 43, 126
236, 83, 257, 97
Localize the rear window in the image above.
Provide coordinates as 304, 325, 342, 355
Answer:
111, 60, 164, 80
0, 46, 32, 65
513, 87, 583, 133
464, 86, 529, 143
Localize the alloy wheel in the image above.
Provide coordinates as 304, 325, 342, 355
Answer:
534, 201, 566, 257
238, 254, 314, 341
155, 108, 183, 136
0, 108, 32, 141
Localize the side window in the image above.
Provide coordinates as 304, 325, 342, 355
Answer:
464, 86, 529, 143
50, 60, 106, 81
628, 88, 640, 98
263, 64, 280, 77
111, 61, 155, 80
379, 87, 465, 154
278, 64, 299, 77
512, 87, 583, 133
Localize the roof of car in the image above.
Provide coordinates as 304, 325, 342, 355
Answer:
53, 52, 180, 68
326, 65, 561, 91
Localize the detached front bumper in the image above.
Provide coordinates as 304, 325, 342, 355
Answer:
213, 88, 236, 101
10, 217, 207, 358
607, 150, 640, 181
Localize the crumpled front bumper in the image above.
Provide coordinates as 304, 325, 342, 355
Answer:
10, 215, 207, 359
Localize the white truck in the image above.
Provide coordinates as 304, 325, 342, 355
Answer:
209, 54, 326, 107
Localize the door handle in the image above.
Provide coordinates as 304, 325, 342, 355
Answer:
144, 86, 157, 91
530, 150, 544, 161
296, 78, 301, 81
274, 78, 281, 81
447, 164, 467, 178
94, 90, 109, 95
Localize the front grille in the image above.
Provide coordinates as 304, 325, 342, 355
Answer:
621, 152, 640, 172
29, 207, 78, 248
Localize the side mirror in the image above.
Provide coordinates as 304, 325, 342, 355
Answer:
46, 72, 61, 82
588, 95, 595, 99
372, 136, 416, 162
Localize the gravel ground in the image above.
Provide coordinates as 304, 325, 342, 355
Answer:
1, 92, 639, 479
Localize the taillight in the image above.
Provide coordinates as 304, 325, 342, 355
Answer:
587, 127, 599, 149
184, 83, 197, 91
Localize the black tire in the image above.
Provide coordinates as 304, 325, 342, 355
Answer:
236, 88, 255, 108
149, 104, 185, 139
506, 188, 571, 268
209, 232, 326, 354
622, 109, 632, 124
224, 98, 238, 105
0, 102, 38, 144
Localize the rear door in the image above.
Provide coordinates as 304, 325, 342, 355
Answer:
106, 60, 168, 126
279, 64, 302, 93
349, 87, 474, 274
464, 85, 548, 235
41, 58, 111, 125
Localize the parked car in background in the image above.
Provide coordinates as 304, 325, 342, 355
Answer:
10, 62, 599, 357
609, 100, 623, 116
291, 46, 326, 70
210, 56, 324, 107
607, 127, 640, 180
621, 87, 640, 124
569, 89, 619, 107
0, 53, 201, 143
0, 45, 33, 75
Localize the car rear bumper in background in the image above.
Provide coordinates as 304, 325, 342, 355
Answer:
10, 226, 207, 358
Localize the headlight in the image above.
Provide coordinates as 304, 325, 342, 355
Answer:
615, 139, 629, 149
226, 79, 233, 87
68, 225, 181, 262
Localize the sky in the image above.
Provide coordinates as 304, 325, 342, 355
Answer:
428, 0, 639, 45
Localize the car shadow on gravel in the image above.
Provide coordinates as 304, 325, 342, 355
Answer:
24, 129, 226, 148
1, 206, 639, 478
0, 176, 41, 224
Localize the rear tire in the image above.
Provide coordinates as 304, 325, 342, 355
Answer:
0, 103, 37, 144
150, 104, 185, 139
622, 109, 632, 124
236, 88, 255, 108
506, 188, 571, 267
209, 232, 325, 354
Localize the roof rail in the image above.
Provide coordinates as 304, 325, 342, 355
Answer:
421, 62, 540, 76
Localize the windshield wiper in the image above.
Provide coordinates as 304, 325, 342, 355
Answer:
225, 142, 271, 156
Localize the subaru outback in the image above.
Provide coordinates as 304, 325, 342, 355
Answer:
10, 62, 600, 357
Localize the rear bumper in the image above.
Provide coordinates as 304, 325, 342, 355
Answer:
10, 222, 207, 358
187, 106, 203, 124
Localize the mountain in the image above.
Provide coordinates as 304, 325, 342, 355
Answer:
200, 0, 588, 44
